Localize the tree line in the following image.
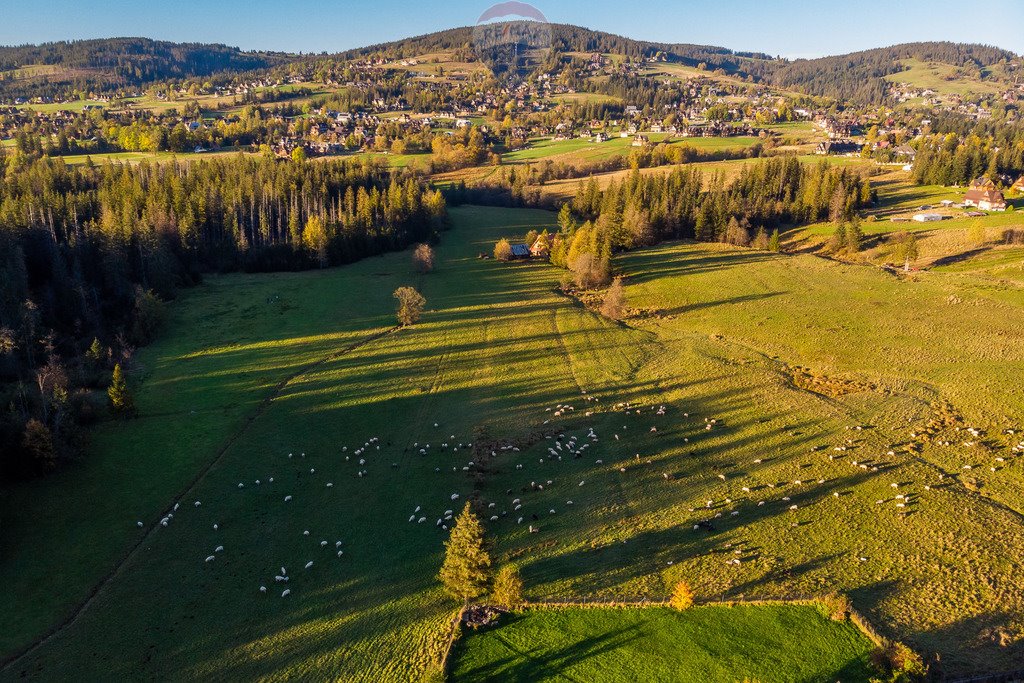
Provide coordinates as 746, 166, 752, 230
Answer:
546, 158, 869, 286
0, 154, 446, 480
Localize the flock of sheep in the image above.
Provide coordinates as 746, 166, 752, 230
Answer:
136, 387, 1020, 600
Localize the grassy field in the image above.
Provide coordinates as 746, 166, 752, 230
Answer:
3, 207, 1024, 679
884, 59, 1005, 98
451, 605, 876, 682
502, 135, 762, 165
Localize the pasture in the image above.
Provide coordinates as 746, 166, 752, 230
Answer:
2, 207, 1024, 680
450, 605, 876, 682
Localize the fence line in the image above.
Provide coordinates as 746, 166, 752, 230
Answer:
436, 605, 466, 679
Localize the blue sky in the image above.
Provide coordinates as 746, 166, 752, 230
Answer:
1, 0, 1023, 58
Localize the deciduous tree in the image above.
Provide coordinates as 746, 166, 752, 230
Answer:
393, 286, 426, 326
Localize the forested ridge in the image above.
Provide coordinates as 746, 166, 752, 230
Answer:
0, 38, 290, 101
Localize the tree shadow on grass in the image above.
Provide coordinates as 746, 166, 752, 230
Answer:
452, 619, 643, 683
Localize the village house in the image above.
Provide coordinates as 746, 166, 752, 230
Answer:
964, 178, 1008, 212
530, 238, 550, 259
816, 140, 863, 156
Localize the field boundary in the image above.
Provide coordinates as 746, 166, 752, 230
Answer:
444, 594, 894, 678
0, 325, 401, 673
437, 605, 467, 678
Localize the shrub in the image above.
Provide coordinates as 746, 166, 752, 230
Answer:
869, 642, 928, 682
820, 592, 852, 621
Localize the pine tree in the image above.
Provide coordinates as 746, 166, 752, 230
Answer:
491, 564, 524, 610
768, 229, 781, 252
439, 503, 492, 603
108, 363, 135, 416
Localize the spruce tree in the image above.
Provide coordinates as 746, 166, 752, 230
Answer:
439, 503, 492, 603
108, 363, 134, 417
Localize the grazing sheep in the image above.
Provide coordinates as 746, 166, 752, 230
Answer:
205, 555, 215, 562
281, 589, 291, 597
215, 545, 224, 553
260, 586, 267, 593
305, 561, 314, 570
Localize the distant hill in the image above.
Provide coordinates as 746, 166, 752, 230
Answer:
0, 37, 293, 99
767, 42, 1019, 103
0, 30, 1017, 105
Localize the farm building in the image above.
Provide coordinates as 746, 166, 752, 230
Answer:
963, 178, 1007, 211
816, 140, 863, 156
1013, 176, 1024, 194
913, 213, 946, 222
530, 238, 550, 259
509, 244, 531, 259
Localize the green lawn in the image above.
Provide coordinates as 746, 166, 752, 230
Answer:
451, 605, 876, 682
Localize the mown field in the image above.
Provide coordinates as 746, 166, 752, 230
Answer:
3, 206, 1024, 680
451, 605, 876, 682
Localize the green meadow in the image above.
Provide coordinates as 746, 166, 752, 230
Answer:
2, 207, 1024, 680
451, 605, 876, 682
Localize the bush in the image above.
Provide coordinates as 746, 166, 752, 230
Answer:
869, 642, 927, 682
820, 593, 852, 621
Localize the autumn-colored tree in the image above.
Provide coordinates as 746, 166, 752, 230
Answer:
491, 564, 524, 610
670, 580, 695, 611
303, 215, 330, 267
413, 243, 435, 274
439, 503, 492, 603
393, 287, 426, 326
601, 277, 626, 320
108, 363, 135, 416
493, 238, 513, 261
